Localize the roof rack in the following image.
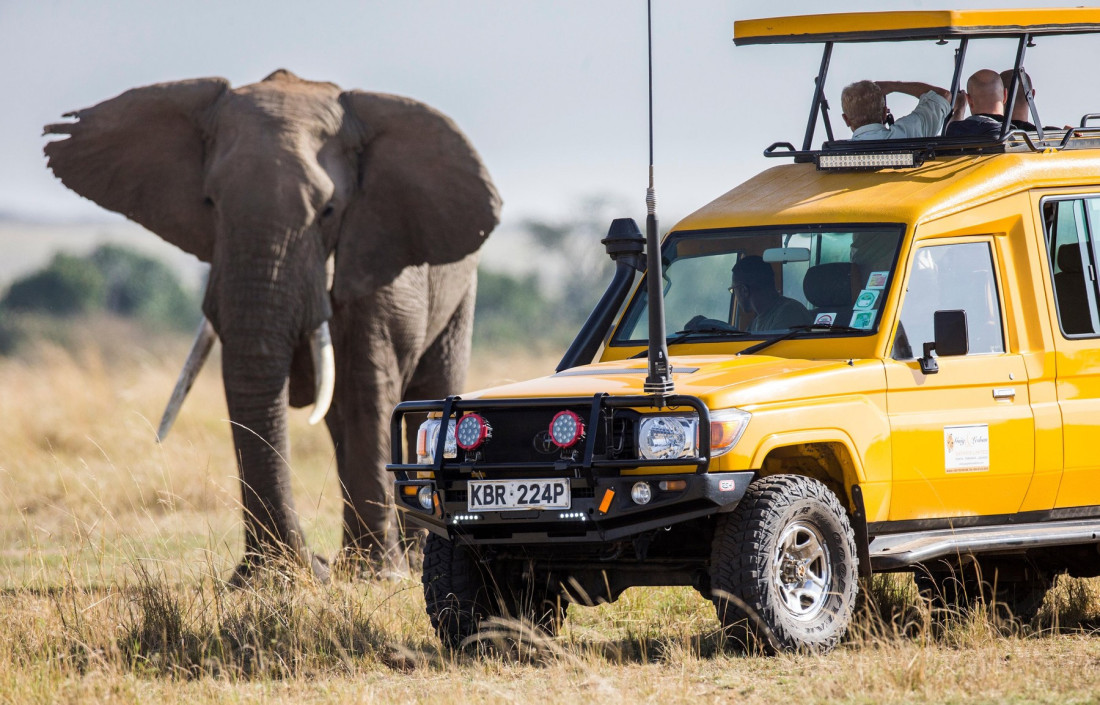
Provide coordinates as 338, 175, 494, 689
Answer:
763, 125, 1100, 170
737, 9, 1100, 159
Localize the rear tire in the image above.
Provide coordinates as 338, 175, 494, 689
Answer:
709, 474, 859, 654
916, 558, 1052, 623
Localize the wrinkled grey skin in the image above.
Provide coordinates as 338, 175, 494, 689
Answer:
44, 70, 500, 582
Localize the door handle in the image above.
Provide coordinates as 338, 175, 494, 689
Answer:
993, 387, 1016, 401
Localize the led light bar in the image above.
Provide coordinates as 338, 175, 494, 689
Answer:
558, 511, 588, 521
451, 514, 482, 524
816, 152, 919, 170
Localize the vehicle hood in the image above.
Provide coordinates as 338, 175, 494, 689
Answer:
463, 354, 884, 410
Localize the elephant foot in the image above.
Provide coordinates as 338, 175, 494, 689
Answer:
226, 552, 331, 589
334, 547, 412, 582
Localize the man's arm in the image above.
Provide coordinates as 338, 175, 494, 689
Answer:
875, 81, 951, 101
951, 91, 968, 122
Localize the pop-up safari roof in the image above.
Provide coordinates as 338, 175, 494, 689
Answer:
734, 8, 1100, 169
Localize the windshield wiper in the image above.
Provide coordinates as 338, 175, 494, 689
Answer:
629, 324, 751, 358
738, 323, 865, 356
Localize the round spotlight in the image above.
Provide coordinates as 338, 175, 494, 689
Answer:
549, 410, 586, 448
455, 413, 492, 450
417, 485, 434, 510
630, 481, 652, 505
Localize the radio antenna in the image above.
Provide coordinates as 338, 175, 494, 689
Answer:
642, 0, 674, 404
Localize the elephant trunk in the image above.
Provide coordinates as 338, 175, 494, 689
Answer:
156, 318, 333, 441
220, 326, 326, 582
207, 238, 333, 583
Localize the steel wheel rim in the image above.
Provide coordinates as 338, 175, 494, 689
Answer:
772, 519, 832, 620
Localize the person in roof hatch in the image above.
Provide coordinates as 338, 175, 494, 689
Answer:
842, 80, 958, 140
946, 69, 1007, 138
1000, 69, 1039, 131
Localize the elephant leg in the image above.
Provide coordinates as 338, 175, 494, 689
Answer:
329, 295, 417, 577
398, 283, 477, 567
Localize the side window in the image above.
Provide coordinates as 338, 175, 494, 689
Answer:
892, 242, 1005, 360
1044, 198, 1100, 336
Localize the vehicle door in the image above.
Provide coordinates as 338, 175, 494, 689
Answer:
885, 237, 1035, 521
1042, 196, 1100, 510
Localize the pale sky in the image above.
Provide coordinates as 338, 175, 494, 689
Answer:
1, 1, 1096, 271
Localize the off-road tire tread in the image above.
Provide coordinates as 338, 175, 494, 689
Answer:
709, 474, 858, 654
422, 533, 491, 650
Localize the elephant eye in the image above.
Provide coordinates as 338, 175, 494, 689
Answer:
321, 203, 335, 218
203, 196, 215, 207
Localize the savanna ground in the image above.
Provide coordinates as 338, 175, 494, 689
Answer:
4, 317, 1100, 704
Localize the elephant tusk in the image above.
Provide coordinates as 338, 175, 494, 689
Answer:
157, 318, 217, 442
308, 322, 335, 425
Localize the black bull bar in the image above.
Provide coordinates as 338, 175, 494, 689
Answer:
387, 393, 712, 484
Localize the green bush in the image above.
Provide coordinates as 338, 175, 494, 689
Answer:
0, 245, 199, 331
90, 244, 197, 327
2, 253, 104, 316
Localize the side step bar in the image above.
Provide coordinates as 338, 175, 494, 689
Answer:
868, 518, 1100, 571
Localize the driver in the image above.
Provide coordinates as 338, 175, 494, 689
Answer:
731, 256, 811, 332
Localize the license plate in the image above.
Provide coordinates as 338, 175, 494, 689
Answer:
467, 479, 570, 512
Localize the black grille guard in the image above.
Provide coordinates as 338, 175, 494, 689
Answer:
387, 393, 712, 488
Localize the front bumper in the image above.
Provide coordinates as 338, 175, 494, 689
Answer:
388, 393, 753, 544
395, 470, 756, 543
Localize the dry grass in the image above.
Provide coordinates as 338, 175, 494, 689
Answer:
3, 318, 1100, 703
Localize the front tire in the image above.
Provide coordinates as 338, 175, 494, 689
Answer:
493, 563, 569, 636
709, 475, 859, 654
422, 533, 493, 650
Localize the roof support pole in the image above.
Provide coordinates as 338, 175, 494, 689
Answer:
801, 41, 833, 151
944, 37, 969, 135
1001, 33, 1030, 140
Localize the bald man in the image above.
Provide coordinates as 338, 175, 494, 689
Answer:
946, 69, 1007, 138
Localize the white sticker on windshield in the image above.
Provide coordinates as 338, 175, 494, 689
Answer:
850, 310, 875, 329
866, 271, 889, 289
944, 424, 990, 473
854, 289, 880, 310
814, 312, 837, 326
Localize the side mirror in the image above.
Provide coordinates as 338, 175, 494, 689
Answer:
918, 309, 969, 374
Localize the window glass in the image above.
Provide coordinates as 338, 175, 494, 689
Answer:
613, 226, 902, 343
1044, 198, 1100, 336
892, 242, 1004, 359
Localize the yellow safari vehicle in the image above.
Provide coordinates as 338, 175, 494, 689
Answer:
389, 8, 1100, 653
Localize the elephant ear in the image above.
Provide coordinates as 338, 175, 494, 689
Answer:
334, 91, 501, 303
44, 78, 231, 262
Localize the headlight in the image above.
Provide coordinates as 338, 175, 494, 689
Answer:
415, 419, 456, 463
636, 408, 750, 460
637, 416, 697, 459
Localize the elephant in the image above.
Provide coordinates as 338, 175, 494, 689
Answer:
44, 70, 501, 583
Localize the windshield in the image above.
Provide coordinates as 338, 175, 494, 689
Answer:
611, 225, 904, 345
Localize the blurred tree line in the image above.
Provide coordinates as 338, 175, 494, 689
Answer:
0, 198, 633, 355
0, 244, 201, 353
473, 197, 625, 350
